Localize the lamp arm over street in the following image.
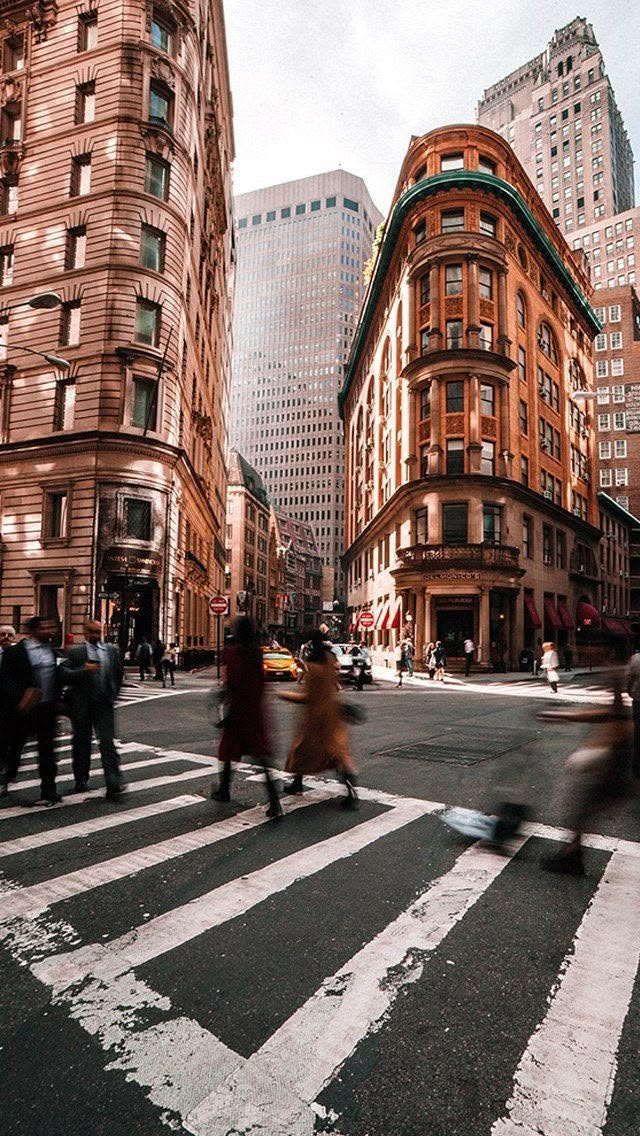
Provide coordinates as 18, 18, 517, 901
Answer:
3, 343, 70, 369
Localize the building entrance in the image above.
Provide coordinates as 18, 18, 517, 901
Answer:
105, 575, 159, 654
435, 605, 474, 658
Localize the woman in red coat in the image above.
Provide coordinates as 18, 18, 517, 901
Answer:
211, 617, 282, 819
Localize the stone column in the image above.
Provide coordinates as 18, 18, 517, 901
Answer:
423, 590, 432, 647
468, 372, 482, 474
500, 380, 512, 476
428, 261, 442, 350
478, 586, 490, 664
428, 378, 442, 475
466, 254, 480, 349
403, 272, 417, 364
497, 268, 511, 357
414, 587, 426, 656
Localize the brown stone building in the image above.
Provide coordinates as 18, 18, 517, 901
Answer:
0, 0, 234, 651
342, 124, 602, 669
268, 508, 322, 646
597, 493, 634, 646
224, 450, 270, 631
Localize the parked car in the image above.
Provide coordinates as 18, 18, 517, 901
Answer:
330, 643, 373, 685
261, 646, 299, 681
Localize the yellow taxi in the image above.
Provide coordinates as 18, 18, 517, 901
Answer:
261, 646, 299, 681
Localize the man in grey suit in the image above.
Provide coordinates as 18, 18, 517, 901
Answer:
61, 619, 124, 799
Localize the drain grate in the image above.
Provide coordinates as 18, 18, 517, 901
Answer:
372, 726, 537, 766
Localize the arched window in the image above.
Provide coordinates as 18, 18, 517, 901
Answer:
537, 321, 558, 365
516, 291, 526, 329
381, 337, 391, 374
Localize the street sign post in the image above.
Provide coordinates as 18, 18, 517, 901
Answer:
359, 611, 374, 630
209, 596, 230, 679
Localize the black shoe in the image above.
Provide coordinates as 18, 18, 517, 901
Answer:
266, 801, 283, 820
35, 792, 62, 806
105, 784, 125, 801
210, 788, 231, 802
0, 783, 8, 799
283, 778, 304, 795
68, 781, 89, 794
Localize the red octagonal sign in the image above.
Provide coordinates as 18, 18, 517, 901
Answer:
359, 611, 375, 628
209, 595, 229, 616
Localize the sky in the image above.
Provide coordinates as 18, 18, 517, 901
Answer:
224, 0, 639, 217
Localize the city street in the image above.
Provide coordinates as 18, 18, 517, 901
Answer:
1, 673, 639, 1135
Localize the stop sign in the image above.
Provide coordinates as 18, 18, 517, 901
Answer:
209, 595, 229, 616
359, 610, 374, 628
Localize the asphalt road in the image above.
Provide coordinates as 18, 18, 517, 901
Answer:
1, 672, 639, 1136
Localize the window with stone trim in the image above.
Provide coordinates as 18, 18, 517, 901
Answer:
124, 498, 152, 541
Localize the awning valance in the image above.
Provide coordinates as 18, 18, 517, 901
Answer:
374, 601, 389, 631
387, 595, 403, 631
544, 598, 563, 631
557, 599, 574, 630
577, 601, 600, 628
524, 594, 542, 629
602, 616, 632, 637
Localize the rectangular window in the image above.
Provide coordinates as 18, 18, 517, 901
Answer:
131, 376, 157, 430
310, 199, 321, 212
543, 525, 553, 566
481, 440, 495, 475
3, 33, 24, 71
614, 412, 626, 430
78, 11, 97, 51
150, 9, 172, 52
446, 438, 464, 475
280, 206, 291, 219
609, 304, 621, 321
614, 439, 627, 458
518, 346, 526, 381
70, 154, 91, 196
556, 532, 566, 569
325, 196, 336, 208
599, 441, 611, 459
520, 399, 528, 435
522, 516, 532, 558
265, 210, 275, 222
59, 301, 81, 346
414, 219, 426, 245
53, 380, 75, 432
599, 469, 612, 487
479, 267, 493, 299
45, 491, 68, 539
610, 331, 623, 349
149, 81, 173, 128
479, 212, 497, 237
343, 197, 359, 212
419, 272, 430, 306
295, 203, 306, 215
441, 153, 464, 171
480, 383, 495, 416
145, 152, 169, 199
596, 359, 608, 378
597, 413, 610, 430
442, 503, 468, 545
65, 225, 86, 270
597, 387, 610, 405
140, 224, 165, 271
611, 359, 624, 377
483, 504, 502, 545
441, 209, 464, 234
445, 380, 464, 413
420, 328, 430, 353
414, 507, 428, 544
612, 384, 625, 403
420, 387, 430, 419
124, 498, 151, 541
595, 333, 607, 351
75, 80, 95, 124
134, 299, 160, 346
446, 320, 462, 349
615, 468, 628, 486
479, 322, 493, 351
0, 243, 13, 286
478, 156, 496, 174
420, 445, 429, 478
444, 263, 463, 295
521, 455, 529, 486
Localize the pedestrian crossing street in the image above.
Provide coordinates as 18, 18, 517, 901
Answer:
1, 735, 640, 1135
398, 672, 622, 705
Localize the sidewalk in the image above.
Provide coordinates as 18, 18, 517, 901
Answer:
371, 664, 609, 688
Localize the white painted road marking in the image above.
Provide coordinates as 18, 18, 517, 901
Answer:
492, 850, 640, 1136
185, 838, 527, 1136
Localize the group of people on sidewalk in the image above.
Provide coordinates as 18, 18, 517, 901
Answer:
212, 620, 358, 818
0, 616, 124, 804
135, 638, 177, 686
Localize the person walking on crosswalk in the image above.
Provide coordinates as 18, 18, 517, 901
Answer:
0, 616, 61, 803
279, 629, 358, 808
211, 616, 282, 819
61, 619, 124, 798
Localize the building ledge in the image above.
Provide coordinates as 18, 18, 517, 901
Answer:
394, 541, 523, 575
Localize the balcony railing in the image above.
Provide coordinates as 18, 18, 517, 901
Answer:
396, 542, 521, 570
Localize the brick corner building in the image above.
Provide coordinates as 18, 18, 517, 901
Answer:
224, 450, 270, 631
342, 124, 601, 668
0, 0, 234, 655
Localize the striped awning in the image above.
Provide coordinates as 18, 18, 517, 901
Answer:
557, 599, 574, 630
387, 595, 403, 631
374, 601, 389, 630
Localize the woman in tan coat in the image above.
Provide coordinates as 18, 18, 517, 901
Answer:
279, 630, 358, 808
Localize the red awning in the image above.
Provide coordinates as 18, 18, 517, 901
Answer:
577, 601, 601, 628
557, 599, 574, 630
524, 594, 542, 629
602, 617, 632, 637
544, 598, 563, 631
620, 619, 633, 635
387, 596, 403, 631
374, 601, 389, 631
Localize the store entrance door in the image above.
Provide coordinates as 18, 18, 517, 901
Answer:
106, 576, 159, 654
436, 605, 474, 659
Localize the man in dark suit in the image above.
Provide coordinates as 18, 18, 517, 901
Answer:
61, 618, 124, 799
0, 624, 16, 787
1, 616, 61, 803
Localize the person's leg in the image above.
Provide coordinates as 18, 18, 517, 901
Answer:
71, 712, 93, 789
211, 760, 232, 801
339, 766, 359, 809
139, 662, 145, 681
36, 704, 58, 800
255, 754, 282, 819
94, 700, 122, 796
283, 772, 305, 793
1, 713, 27, 792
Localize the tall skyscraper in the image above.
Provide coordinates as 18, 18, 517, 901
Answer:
231, 170, 383, 596
477, 16, 634, 237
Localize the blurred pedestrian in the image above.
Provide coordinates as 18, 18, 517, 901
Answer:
533, 637, 543, 677
152, 639, 165, 682
403, 638, 415, 677
563, 643, 573, 672
539, 675, 633, 874
211, 617, 281, 819
464, 636, 475, 677
136, 637, 152, 681
162, 642, 177, 687
394, 641, 406, 687
541, 641, 560, 693
626, 648, 640, 778
424, 642, 436, 679
433, 641, 447, 682
61, 619, 124, 799
279, 629, 358, 808
0, 616, 61, 803
0, 624, 16, 790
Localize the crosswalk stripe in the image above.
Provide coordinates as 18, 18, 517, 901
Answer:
6, 752, 201, 795
0, 764, 214, 821
32, 799, 435, 992
0, 795, 203, 859
0, 790, 334, 921
491, 850, 640, 1136
185, 836, 528, 1136
16, 741, 141, 776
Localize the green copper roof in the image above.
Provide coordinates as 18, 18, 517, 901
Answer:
340, 170, 600, 409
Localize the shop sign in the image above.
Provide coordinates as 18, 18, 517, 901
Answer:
426, 570, 482, 580
102, 547, 162, 576
434, 595, 475, 606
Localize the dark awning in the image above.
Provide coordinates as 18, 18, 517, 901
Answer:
577, 601, 601, 628
544, 598, 563, 631
602, 617, 632, 637
524, 594, 542, 629
557, 599, 574, 630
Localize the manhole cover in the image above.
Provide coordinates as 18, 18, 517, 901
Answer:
373, 726, 537, 766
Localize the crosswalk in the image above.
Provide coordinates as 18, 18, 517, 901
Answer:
117, 683, 203, 705
1, 735, 639, 1135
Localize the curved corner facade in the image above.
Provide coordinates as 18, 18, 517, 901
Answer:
343, 125, 601, 667
0, 0, 234, 652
